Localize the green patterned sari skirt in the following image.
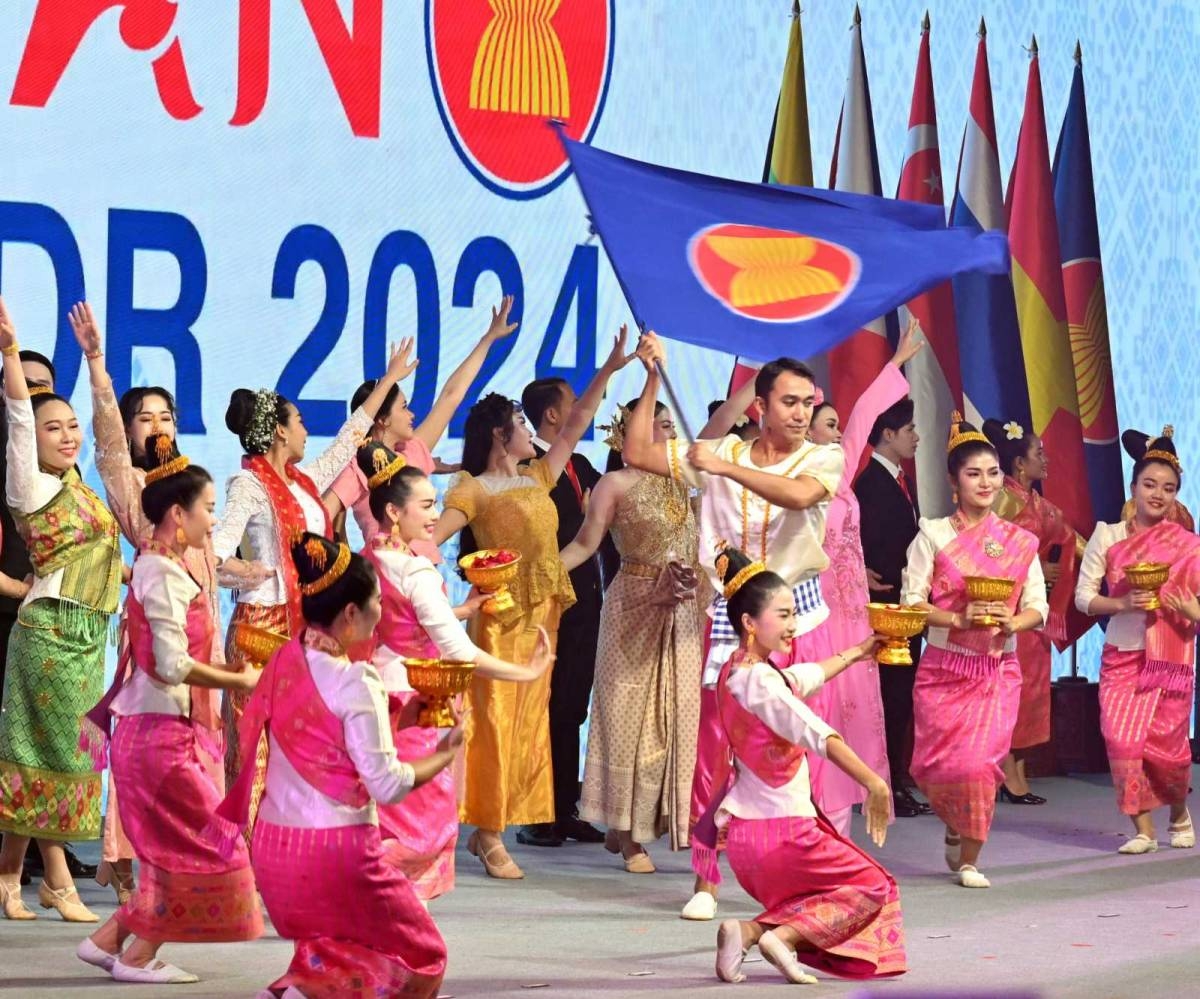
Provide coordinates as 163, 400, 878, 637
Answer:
0, 599, 110, 840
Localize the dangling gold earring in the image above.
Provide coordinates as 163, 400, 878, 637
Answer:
391, 519, 402, 543
175, 526, 187, 547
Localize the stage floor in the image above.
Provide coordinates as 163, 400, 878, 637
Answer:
4, 770, 1200, 998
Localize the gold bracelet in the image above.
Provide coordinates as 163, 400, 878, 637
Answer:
0, 344, 18, 357
85, 350, 103, 360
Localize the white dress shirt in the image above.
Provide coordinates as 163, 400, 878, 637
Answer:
720, 661, 836, 821
1075, 521, 1146, 650
902, 516, 1049, 654
371, 547, 480, 692
111, 554, 202, 719
212, 409, 372, 606
257, 647, 416, 829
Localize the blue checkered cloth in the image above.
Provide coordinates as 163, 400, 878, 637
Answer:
709, 575, 826, 645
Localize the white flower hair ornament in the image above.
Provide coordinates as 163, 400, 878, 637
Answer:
1003, 421, 1024, 441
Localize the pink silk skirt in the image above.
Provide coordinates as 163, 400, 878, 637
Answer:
726, 813, 906, 979
378, 691, 458, 900
110, 714, 261, 943
252, 819, 446, 999
1099, 646, 1192, 815
910, 647, 1021, 842
1011, 628, 1052, 750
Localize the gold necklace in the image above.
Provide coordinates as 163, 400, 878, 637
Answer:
736, 441, 812, 560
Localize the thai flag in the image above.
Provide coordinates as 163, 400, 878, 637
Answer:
1053, 45, 1123, 526
825, 5, 896, 412
949, 20, 1030, 430
896, 14, 961, 518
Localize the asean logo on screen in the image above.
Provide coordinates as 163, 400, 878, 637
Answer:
689, 224, 860, 322
425, 0, 615, 200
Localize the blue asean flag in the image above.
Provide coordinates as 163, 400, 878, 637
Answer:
560, 135, 1009, 362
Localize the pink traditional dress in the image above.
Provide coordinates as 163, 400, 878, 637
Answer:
220, 629, 445, 999
902, 513, 1046, 841
1076, 518, 1200, 815
816, 363, 905, 824
361, 535, 479, 900
693, 648, 906, 980
90, 377, 226, 865
994, 476, 1089, 749
329, 437, 441, 560
665, 436, 845, 838
83, 544, 262, 943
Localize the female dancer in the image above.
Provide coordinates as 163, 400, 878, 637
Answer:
558, 399, 701, 872
1076, 427, 1200, 854
984, 417, 1087, 803
221, 531, 453, 999
0, 299, 123, 923
70, 301, 267, 904
77, 436, 262, 983
325, 296, 518, 557
901, 414, 1046, 888
357, 440, 553, 900
213, 342, 416, 803
697, 546, 904, 986
433, 327, 635, 879
806, 322, 923, 832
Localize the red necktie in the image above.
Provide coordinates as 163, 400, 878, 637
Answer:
564, 457, 584, 510
896, 468, 913, 504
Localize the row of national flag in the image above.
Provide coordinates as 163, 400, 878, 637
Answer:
733, 5, 1121, 533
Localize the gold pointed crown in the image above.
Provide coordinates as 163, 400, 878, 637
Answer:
1144, 425, 1182, 473
947, 411, 991, 453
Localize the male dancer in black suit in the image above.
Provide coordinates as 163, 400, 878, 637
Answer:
515, 377, 615, 846
854, 397, 931, 818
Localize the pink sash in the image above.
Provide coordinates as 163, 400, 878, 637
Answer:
929, 512, 1039, 660
1106, 520, 1200, 692
692, 649, 807, 885
362, 541, 441, 662
217, 634, 370, 840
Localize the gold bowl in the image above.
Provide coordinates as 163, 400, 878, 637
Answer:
964, 576, 1016, 628
1124, 561, 1170, 611
233, 623, 289, 670
404, 658, 476, 728
866, 604, 929, 665
458, 549, 522, 615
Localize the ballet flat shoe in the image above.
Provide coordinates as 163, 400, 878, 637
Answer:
758, 930, 818, 984
38, 881, 98, 922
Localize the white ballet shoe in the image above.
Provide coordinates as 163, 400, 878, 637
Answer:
111, 957, 200, 984
943, 834, 962, 872
757, 930, 818, 985
76, 937, 120, 973
1117, 834, 1159, 855
715, 919, 747, 983
955, 864, 991, 888
1168, 813, 1195, 849
681, 890, 718, 921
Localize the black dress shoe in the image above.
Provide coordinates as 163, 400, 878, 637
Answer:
892, 787, 930, 818
998, 784, 1047, 805
515, 823, 564, 848
555, 814, 606, 844
63, 845, 98, 878
19, 868, 30, 886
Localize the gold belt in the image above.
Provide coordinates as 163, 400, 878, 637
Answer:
620, 560, 664, 579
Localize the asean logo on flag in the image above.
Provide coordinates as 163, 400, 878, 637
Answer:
689, 224, 860, 322
425, 0, 615, 200
1064, 260, 1118, 443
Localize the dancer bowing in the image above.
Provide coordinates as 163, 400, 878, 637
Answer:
325, 295, 519, 553
901, 415, 1046, 888
0, 299, 123, 924
624, 334, 844, 921
696, 546, 904, 986
559, 399, 701, 872
357, 441, 554, 900
214, 341, 416, 810
78, 436, 263, 984
984, 417, 1089, 804
1076, 427, 1200, 854
221, 531, 454, 999
433, 327, 635, 880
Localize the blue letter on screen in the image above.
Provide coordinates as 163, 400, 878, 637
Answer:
0, 202, 86, 394
107, 209, 208, 433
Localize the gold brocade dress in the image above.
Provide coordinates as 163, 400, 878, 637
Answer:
579, 471, 702, 849
442, 460, 576, 830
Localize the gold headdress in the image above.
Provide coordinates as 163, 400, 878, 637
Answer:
714, 541, 768, 601
1144, 425, 1182, 474
947, 410, 990, 453
299, 542, 352, 596
599, 405, 630, 453
143, 432, 191, 485
367, 447, 407, 490
27, 385, 53, 398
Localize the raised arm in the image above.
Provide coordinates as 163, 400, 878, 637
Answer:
841, 320, 920, 474
0, 298, 29, 404
559, 473, 622, 572
619, 338, 671, 478
542, 325, 636, 481
414, 296, 518, 450
700, 376, 756, 439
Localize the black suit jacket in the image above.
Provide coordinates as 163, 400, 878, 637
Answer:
854, 456, 920, 599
